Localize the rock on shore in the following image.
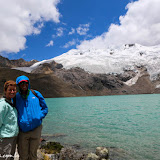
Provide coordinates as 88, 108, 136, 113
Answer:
38, 140, 133, 160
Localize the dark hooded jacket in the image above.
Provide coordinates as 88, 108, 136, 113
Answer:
16, 75, 48, 132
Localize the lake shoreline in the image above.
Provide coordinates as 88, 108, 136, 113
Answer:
39, 137, 134, 160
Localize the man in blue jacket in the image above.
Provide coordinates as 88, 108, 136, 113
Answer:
15, 75, 48, 160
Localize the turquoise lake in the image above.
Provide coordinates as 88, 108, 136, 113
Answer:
42, 94, 160, 160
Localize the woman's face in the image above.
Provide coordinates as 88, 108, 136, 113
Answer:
5, 86, 17, 100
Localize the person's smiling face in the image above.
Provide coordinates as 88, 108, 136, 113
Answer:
19, 81, 29, 93
5, 85, 17, 100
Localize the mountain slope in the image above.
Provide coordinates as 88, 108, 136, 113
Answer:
0, 56, 38, 68
30, 62, 158, 96
0, 68, 84, 98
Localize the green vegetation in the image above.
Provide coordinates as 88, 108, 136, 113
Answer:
41, 142, 63, 154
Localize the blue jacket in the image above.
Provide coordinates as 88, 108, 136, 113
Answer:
16, 75, 48, 132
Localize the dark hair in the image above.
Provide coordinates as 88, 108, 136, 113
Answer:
4, 80, 16, 92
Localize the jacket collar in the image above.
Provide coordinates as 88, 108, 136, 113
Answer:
3, 96, 14, 107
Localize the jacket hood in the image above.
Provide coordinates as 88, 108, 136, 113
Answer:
16, 75, 30, 89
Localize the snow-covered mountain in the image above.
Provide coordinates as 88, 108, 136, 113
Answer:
15, 43, 160, 81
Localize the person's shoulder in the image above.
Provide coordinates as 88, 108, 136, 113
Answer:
29, 89, 44, 99
0, 98, 5, 103
32, 90, 43, 96
0, 98, 10, 110
32, 89, 39, 93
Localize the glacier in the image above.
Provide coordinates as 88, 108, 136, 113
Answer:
14, 43, 160, 81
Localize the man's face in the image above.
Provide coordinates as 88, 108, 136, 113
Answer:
19, 81, 29, 92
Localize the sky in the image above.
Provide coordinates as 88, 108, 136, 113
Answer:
0, 0, 160, 61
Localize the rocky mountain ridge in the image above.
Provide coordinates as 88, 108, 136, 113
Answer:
31, 60, 159, 96
0, 49, 160, 97
0, 55, 38, 68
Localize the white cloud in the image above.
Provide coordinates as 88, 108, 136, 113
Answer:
46, 40, 54, 47
76, 23, 90, 35
52, 27, 64, 38
0, 0, 60, 54
69, 28, 75, 35
63, 39, 77, 48
77, 0, 160, 50
56, 27, 64, 37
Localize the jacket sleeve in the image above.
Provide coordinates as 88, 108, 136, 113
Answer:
0, 102, 7, 128
34, 90, 48, 119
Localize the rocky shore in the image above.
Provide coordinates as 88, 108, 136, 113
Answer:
36, 136, 134, 160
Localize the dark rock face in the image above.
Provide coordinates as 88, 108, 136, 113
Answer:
117, 71, 136, 82
54, 67, 124, 91
31, 59, 158, 96
31, 61, 63, 74
53, 66, 157, 96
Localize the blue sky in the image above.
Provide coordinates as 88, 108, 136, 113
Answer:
1, 0, 160, 61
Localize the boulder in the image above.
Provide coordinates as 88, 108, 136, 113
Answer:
85, 153, 99, 160
96, 147, 109, 159
59, 146, 86, 160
